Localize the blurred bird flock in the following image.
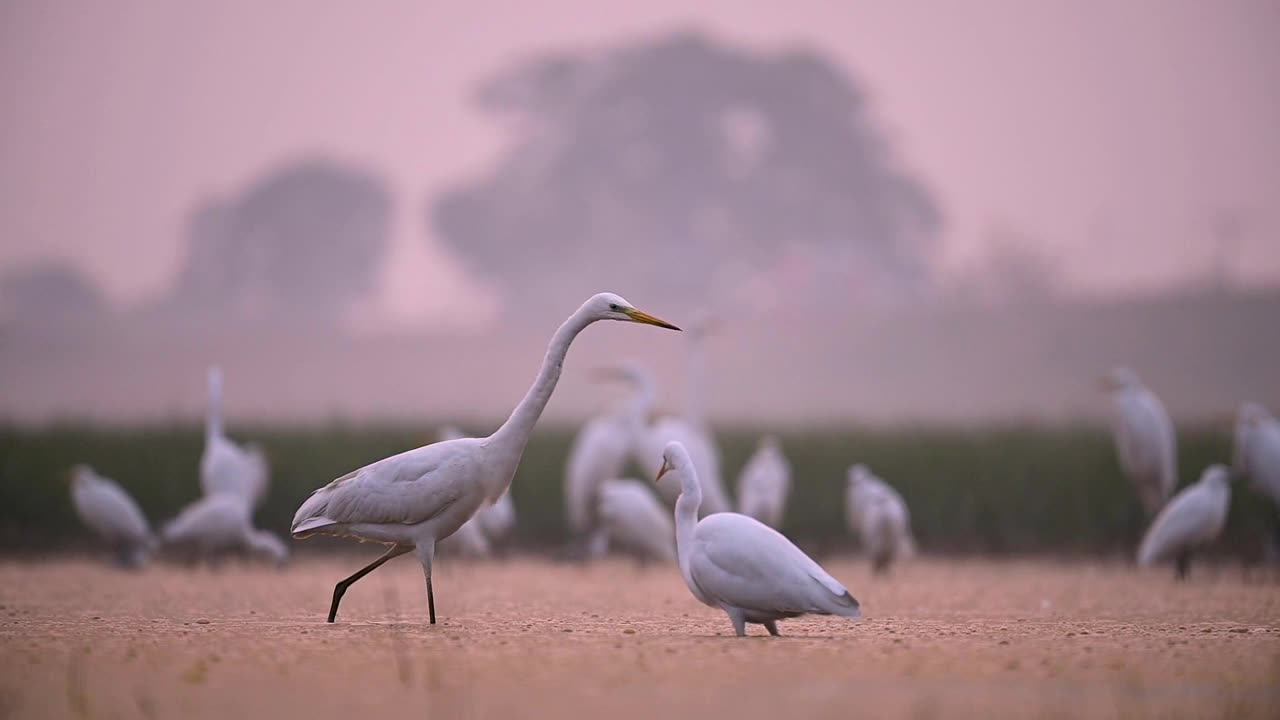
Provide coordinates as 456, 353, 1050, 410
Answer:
3, 414, 1273, 558
0, 30, 1277, 572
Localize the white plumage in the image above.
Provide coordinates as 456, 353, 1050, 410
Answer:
1137, 465, 1232, 579
736, 436, 791, 528
563, 364, 654, 546
661, 442, 861, 637
291, 293, 681, 624
597, 478, 675, 563
162, 494, 288, 565
845, 464, 915, 573
200, 367, 269, 509
1102, 367, 1178, 516
69, 465, 155, 567
1233, 402, 1280, 508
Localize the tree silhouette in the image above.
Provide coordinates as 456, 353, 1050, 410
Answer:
0, 261, 105, 325
170, 159, 390, 324
431, 31, 940, 313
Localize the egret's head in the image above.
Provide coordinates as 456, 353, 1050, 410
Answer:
847, 464, 872, 486
1099, 367, 1140, 392
1237, 402, 1271, 429
655, 441, 693, 484
583, 293, 681, 330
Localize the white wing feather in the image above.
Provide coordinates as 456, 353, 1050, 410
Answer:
690, 513, 859, 617
291, 439, 483, 536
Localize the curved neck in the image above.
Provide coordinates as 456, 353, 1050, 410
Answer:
487, 309, 593, 488
673, 468, 702, 572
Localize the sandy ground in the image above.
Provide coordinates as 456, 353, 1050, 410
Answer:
0, 555, 1277, 719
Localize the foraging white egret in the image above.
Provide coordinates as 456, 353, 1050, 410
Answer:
201, 367, 269, 509
564, 363, 655, 550
1101, 367, 1178, 516
1233, 403, 1280, 508
161, 493, 288, 565
1137, 465, 1232, 579
845, 465, 915, 573
291, 294, 680, 624
660, 442, 861, 637
634, 316, 731, 515
736, 436, 791, 528
597, 478, 675, 563
69, 465, 155, 568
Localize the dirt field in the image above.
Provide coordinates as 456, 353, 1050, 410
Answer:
1, 555, 1277, 719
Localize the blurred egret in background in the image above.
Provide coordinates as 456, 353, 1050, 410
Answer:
597, 478, 675, 564
161, 493, 288, 566
660, 441, 861, 637
736, 436, 791, 529
1101, 367, 1178, 517
200, 367, 270, 510
68, 464, 155, 568
1231, 402, 1280, 558
846, 464, 915, 574
290, 293, 680, 624
564, 363, 655, 557
1137, 465, 1232, 579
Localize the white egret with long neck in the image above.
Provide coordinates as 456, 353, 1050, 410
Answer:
564, 362, 656, 553
1101, 367, 1178, 517
291, 294, 680, 624
659, 442, 861, 637
201, 367, 269, 509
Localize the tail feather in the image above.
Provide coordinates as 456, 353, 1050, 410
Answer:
829, 590, 862, 619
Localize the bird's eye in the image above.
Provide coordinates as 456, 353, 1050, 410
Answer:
609, 303, 619, 311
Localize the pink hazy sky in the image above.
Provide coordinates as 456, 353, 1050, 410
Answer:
2, 0, 1278, 328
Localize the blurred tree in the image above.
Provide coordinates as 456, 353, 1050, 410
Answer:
0, 261, 105, 326
169, 159, 391, 325
430, 30, 940, 314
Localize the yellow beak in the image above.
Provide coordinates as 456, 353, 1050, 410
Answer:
623, 308, 681, 331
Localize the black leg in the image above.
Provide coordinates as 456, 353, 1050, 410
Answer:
427, 576, 436, 624
1175, 552, 1191, 581
764, 620, 781, 637
328, 545, 412, 623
